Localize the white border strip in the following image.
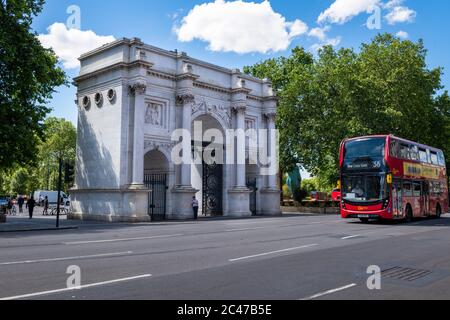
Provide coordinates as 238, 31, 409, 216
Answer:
0, 251, 133, 266
229, 244, 318, 262
0, 274, 152, 300
301, 283, 357, 300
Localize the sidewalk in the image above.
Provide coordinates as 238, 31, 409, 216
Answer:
0, 214, 79, 233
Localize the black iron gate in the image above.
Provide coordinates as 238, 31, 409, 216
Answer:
144, 172, 167, 221
202, 160, 223, 216
247, 177, 257, 216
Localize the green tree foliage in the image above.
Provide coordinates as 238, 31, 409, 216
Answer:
0, 0, 66, 170
244, 34, 450, 185
0, 118, 76, 195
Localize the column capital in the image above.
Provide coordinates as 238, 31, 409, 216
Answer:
176, 93, 195, 106
232, 104, 247, 115
129, 81, 147, 96
264, 112, 277, 122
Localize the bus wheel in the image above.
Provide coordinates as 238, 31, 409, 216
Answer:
359, 218, 369, 223
405, 205, 413, 223
435, 205, 442, 219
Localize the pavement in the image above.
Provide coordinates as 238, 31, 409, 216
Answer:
0, 211, 450, 300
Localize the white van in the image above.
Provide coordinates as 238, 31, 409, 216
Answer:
33, 191, 70, 206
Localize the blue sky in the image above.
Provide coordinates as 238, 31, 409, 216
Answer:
32, 0, 450, 128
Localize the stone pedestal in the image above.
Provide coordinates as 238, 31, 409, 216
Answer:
169, 186, 198, 220
227, 187, 252, 217
68, 188, 151, 222
260, 188, 282, 216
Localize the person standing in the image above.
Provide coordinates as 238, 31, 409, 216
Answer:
26, 197, 36, 219
192, 196, 199, 220
17, 196, 24, 214
43, 196, 49, 216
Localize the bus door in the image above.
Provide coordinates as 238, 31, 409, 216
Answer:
422, 181, 430, 216
392, 180, 403, 218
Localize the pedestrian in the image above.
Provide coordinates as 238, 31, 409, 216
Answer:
192, 196, 199, 220
43, 196, 49, 216
17, 195, 24, 214
6, 197, 13, 215
26, 197, 36, 219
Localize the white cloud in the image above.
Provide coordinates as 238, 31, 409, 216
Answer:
175, 0, 308, 54
310, 36, 342, 52
38, 23, 115, 69
308, 26, 331, 41
396, 30, 409, 39
317, 0, 380, 25
385, 6, 416, 24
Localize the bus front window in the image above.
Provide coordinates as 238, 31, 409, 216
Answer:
342, 175, 387, 202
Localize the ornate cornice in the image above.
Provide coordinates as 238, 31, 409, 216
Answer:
264, 112, 277, 122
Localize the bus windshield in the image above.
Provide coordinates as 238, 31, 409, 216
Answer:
345, 138, 386, 159
342, 175, 387, 203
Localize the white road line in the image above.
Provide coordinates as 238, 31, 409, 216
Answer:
0, 251, 133, 266
0, 274, 152, 300
63, 234, 184, 245
225, 227, 266, 232
300, 283, 357, 300
229, 244, 318, 262
341, 235, 361, 240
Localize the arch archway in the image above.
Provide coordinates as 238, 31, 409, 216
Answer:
191, 114, 226, 216
144, 149, 170, 220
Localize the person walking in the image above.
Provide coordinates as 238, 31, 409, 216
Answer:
43, 196, 49, 216
17, 195, 24, 214
192, 196, 199, 220
26, 197, 36, 219
6, 197, 13, 215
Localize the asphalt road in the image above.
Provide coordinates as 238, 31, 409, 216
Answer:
1, 213, 450, 300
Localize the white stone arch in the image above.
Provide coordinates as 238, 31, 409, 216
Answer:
192, 108, 231, 131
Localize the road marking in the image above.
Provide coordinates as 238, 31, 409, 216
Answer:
300, 283, 357, 300
63, 234, 184, 245
341, 235, 361, 240
229, 244, 318, 262
225, 227, 266, 232
0, 274, 152, 300
0, 251, 133, 266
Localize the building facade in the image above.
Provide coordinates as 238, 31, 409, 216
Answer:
70, 38, 281, 222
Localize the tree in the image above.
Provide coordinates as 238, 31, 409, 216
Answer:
37, 118, 77, 191
9, 168, 30, 195
0, 0, 66, 170
244, 34, 450, 185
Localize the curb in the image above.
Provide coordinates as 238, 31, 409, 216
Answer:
0, 226, 79, 233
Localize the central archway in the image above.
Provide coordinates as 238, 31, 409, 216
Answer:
191, 114, 226, 216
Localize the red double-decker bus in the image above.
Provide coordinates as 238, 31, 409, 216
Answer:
339, 135, 448, 223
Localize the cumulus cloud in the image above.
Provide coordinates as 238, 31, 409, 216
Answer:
396, 30, 409, 39
385, 6, 416, 24
317, 0, 380, 25
310, 36, 342, 53
38, 23, 115, 69
174, 0, 308, 54
308, 26, 331, 41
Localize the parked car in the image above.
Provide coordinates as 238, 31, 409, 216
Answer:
331, 189, 341, 202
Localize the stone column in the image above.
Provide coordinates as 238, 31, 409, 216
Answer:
235, 105, 247, 188
170, 93, 198, 220
266, 112, 278, 190
178, 93, 195, 187
260, 111, 281, 216
227, 104, 252, 217
130, 82, 147, 189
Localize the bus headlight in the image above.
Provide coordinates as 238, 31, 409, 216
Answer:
382, 199, 390, 209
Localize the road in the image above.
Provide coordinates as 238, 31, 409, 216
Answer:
1, 213, 450, 300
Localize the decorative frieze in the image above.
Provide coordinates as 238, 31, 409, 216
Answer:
145, 102, 164, 127
192, 97, 231, 128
